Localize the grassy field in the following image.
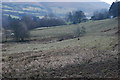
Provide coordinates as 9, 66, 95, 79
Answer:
2, 18, 119, 78
3, 18, 118, 54
31, 18, 117, 38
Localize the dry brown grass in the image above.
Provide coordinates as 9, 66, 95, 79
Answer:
2, 45, 118, 78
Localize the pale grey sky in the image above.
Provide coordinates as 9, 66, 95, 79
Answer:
2, 0, 118, 4
101, 0, 116, 4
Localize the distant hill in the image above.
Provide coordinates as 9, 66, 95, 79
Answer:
2, 2, 110, 19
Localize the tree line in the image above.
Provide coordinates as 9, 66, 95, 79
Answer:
67, 1, 120, 21
2, 14, 66, 41
91, 1, 120, 20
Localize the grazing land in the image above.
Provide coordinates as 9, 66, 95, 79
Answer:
2, 18, 119, 78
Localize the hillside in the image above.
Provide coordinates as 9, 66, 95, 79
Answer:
2, 18, 118, 54
2, 2, 110, 18
2, 18, 118, 78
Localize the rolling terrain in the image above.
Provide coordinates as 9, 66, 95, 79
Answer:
2, 2, 110, 18
2, 18, 119, 78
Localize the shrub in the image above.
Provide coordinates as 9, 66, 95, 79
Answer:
74, 26, 86, 40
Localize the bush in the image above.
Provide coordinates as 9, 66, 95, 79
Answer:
74, 26, 86, 40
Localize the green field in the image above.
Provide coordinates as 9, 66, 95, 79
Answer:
2, 18, 119, 78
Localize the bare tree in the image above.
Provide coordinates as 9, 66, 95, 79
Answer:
10, 20, 29, 42
18, 22, 29, 41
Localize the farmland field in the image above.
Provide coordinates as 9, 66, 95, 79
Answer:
2, 18, 119, 78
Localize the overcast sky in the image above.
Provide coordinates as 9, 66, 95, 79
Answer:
101, 0, 117, 4
2, 0, 119, 4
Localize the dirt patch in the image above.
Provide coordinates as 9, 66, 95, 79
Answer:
29, 35, 74, 44
101, 27, 117, 33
